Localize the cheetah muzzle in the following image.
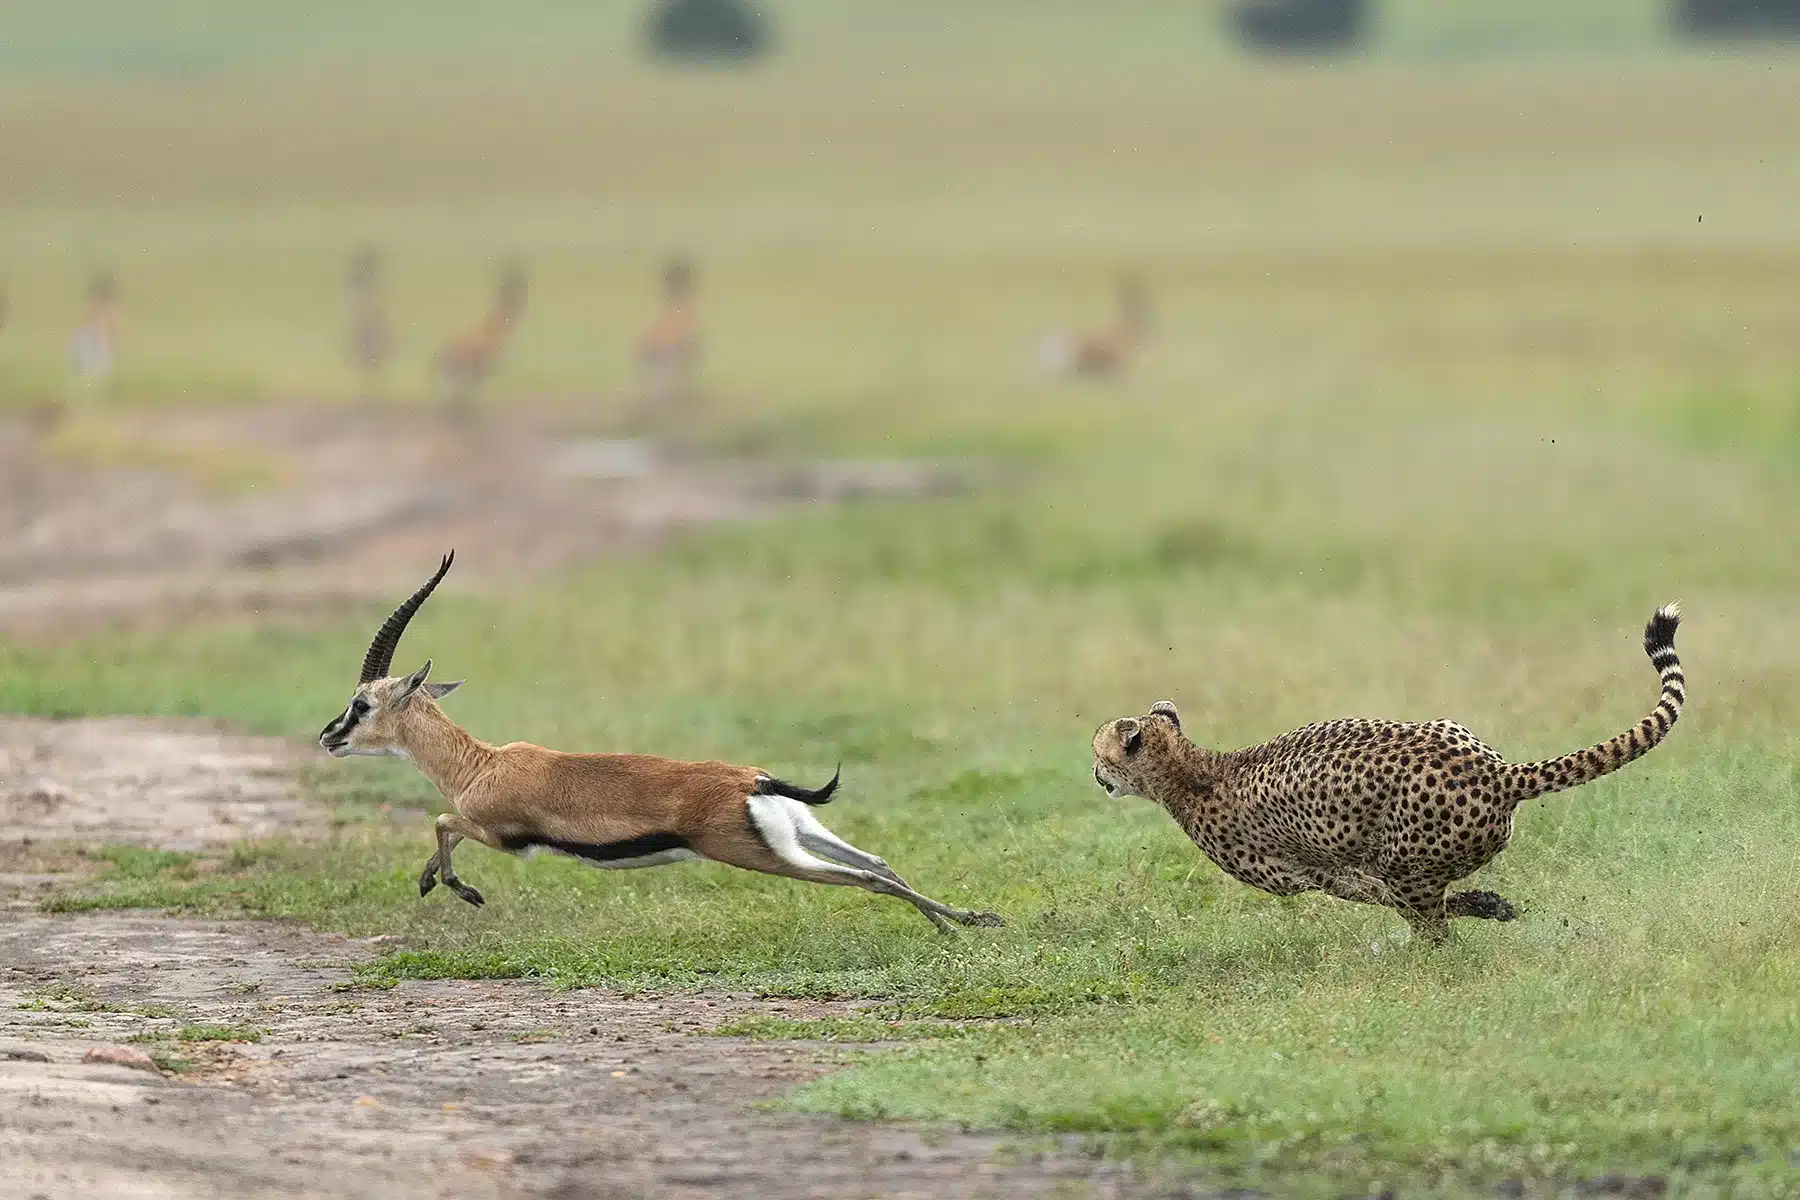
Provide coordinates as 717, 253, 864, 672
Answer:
1091, 606, 1684, 944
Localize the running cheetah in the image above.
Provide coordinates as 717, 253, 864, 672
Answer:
1091, 606, 1685, 943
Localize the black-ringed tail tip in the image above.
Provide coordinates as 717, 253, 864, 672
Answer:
1644, 602, 1682, 655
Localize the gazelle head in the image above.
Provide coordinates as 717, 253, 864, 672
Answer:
319, 552, 464, 759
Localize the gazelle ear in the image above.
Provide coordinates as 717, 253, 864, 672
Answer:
425, 680, 463, 700
395, 659, 432, 702
1149, 700, 1181, 732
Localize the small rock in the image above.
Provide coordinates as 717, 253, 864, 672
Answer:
3, 1049, 51, 1063
82, 1045, 159, 1073
354, 1095, 380, 1107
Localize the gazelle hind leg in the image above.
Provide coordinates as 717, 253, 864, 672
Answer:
742, 796, 1002, 932
788, 802, 909, 886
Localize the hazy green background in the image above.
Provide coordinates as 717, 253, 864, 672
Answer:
4, 4, 1800, 1194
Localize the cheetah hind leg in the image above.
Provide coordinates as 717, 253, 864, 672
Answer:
1446, 890, 1517, 922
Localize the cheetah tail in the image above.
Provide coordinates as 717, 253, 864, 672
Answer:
1506, 604, 1685, 803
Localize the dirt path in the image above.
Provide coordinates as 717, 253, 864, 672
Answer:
0, 403, 972, 638
0, 913, 1154, 1200
0, 718, 1172, 1199
0, 716, 307, 853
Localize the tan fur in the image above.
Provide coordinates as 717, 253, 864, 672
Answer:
320, 561, 1002, 933
632, 257, 700, 429
435, 265, 526, 409
1092, 607, 1685, 944
1041, 276, 1151, 380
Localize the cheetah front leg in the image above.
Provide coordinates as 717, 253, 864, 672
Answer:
1445, 890, 1517, 921
1394, 880, 1451, 945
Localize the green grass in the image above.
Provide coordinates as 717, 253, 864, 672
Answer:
6, 11, 1800, 1196
18, 982, 183, 1020
145, 1048, 197, 1074
174, 1024, 265, 1044
715, 1014, 976, 1042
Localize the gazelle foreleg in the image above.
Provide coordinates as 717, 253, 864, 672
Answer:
419, 812, 498, 907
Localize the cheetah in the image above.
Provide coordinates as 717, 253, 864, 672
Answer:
1091, 605, 1685, 943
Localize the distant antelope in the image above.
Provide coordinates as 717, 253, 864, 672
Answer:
1039, 275, 1152, 380
317, 554, 1004, 933
435, 262, 527, 413
346, 245, 391, 395
68, 268, 119, 393
632, 255, 701, 429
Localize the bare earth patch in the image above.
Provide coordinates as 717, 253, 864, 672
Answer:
0, 914, 1151, 1200
0, 716, 307, 852
0, 403, 971, 638
0, 720, 1164, 1198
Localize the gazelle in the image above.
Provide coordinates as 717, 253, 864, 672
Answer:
435, 262, 527, 412
317, 554, 1003, 933
631, 255, 700, 430
346, 245, 391, 396
1038, 274, 1152, 380
68, 268, 119, 393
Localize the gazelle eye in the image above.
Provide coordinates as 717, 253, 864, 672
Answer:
352, 699, 371, 716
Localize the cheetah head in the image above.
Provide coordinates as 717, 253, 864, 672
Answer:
1092, 700, 1183, 800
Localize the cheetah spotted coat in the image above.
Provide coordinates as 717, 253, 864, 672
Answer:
1091, 606, 1684, 943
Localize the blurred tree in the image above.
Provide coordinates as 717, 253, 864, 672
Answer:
1229, 0, 1369, 53
1673, 0, 1800, 37
645, 0, 772, 63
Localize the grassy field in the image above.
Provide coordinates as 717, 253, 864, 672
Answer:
5, 6, 1800, 1194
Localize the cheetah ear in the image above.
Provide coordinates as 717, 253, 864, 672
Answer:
1149, 701, 1180, 732
1116, 717, 1143, 754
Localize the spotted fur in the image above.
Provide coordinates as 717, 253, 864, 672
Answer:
1092, 605, 1685, 943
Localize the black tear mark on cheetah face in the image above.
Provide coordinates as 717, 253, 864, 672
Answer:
1091, 702, 1185, 801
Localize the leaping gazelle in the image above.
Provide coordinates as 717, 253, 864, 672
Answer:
318, 554, 1003, 933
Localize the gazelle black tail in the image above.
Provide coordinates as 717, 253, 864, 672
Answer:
754, 765, 842, 806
